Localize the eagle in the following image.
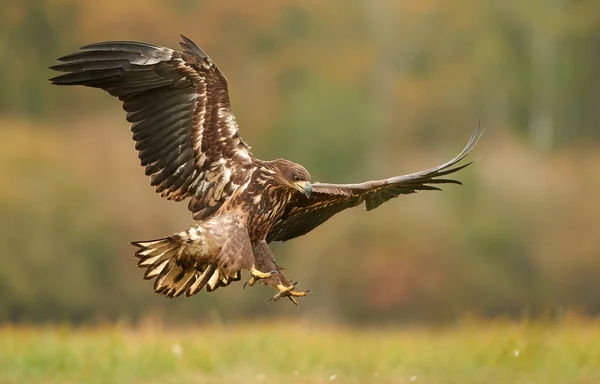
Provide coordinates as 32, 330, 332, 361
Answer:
50, 35, 481, 305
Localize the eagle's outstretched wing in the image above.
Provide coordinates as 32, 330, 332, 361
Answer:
266, 125, 482, 243
50, 36, 254, 220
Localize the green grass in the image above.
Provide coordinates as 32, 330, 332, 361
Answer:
1, 317, 599, 384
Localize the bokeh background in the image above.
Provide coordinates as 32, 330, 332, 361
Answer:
1, 0, 599, 326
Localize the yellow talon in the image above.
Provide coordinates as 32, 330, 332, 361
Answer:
244, 267, 277, 289
269, 282, 311, 306
250, 267, 275, 280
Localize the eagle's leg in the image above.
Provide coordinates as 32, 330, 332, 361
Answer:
250, 240, 311, 305
244, 241, 281, 288
217, 223, 276, 290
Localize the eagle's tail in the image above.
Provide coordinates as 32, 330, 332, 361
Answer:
131, 229, 241, 298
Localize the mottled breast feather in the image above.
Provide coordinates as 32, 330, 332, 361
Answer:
50, 35, 255, 221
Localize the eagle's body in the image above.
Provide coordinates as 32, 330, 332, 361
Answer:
50, 36, 481, 304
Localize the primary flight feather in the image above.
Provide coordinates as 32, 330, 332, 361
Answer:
50, 35, 481, 304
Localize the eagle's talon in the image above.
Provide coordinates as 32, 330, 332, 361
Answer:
288, 296, 299, 306
245, 267, 278, 290
269, 283, 310, 305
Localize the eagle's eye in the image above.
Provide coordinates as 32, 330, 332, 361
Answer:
293, 175, 301, 182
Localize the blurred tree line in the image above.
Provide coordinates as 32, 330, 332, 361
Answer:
0, 0, 599, 324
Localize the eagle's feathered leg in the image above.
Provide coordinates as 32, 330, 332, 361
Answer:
244, 240, 284, 289
248, 240, 311, 305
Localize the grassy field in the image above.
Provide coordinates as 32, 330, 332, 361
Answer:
1, 317, 599, 384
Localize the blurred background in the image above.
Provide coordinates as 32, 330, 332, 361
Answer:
1, 0, 599, 326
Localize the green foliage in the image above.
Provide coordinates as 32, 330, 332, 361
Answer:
0, 0, 79, 117
268, 77, 375, 180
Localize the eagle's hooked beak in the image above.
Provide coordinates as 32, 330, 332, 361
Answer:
295, 181, 312, 198
303, 182, 312, 198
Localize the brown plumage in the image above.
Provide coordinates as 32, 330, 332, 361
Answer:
49, 35, 481, 304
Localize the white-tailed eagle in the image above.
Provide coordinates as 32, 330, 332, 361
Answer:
50, 36, 481, 305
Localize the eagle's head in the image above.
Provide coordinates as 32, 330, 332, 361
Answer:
271, 159, 312, 199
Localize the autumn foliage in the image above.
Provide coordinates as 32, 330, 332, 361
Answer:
0, 0, 599, 324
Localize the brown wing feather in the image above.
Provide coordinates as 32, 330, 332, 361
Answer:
50, 35, 254, 220
266, 124, 482, 243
